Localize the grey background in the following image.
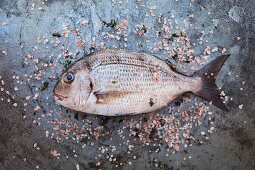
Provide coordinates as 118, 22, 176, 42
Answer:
0, 0, 254, 169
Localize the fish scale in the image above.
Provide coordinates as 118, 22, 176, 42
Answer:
84, 51, 190, 115
92, 64, 170, 92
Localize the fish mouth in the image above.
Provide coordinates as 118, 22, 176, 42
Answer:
53, 92, 67, 101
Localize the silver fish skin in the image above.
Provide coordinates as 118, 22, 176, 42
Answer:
53, 49, 229, 116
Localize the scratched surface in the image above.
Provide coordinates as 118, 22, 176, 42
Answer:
0, 0, 255, 169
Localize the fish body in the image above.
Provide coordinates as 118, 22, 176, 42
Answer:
53, 49, 229, 116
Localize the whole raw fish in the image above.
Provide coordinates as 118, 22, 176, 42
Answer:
53, 49, 229, 116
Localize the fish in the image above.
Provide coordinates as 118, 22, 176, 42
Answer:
53, 49, 230, 116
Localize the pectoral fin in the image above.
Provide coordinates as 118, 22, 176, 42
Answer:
94, 90, 132, 104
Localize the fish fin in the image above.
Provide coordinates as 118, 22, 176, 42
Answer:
165, 60, 188, 76
94, 90, 132, 104
192, 54, 230, 111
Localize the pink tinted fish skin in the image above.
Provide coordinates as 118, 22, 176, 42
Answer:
53, 49, 229, 116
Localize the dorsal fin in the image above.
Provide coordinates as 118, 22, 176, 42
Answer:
165, 59, 188, 76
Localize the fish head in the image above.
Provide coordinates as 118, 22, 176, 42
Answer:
53, 64, 92, 109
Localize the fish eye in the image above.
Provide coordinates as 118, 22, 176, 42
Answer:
64, 72, 75, 83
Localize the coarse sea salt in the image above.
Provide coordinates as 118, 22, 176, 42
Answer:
76, 164, 80, 170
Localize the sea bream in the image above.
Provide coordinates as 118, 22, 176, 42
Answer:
53, 49, 229, 116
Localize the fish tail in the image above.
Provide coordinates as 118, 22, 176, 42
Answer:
192, 54, 230, 111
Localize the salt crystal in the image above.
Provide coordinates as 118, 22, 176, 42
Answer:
76, 164, 80, 170
238, 104, 243, 109
222, 48, 227, 54
34, 106, 40, 111
33, 93, 39, 99
31, 3, 35, 10
2, 22, 8, 26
